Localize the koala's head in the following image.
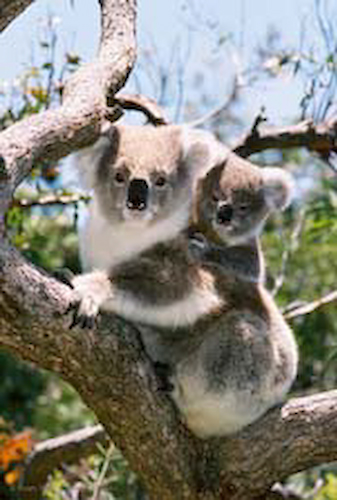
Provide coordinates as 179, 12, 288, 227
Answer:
77, 125, 229, 226
193, 153, 295, 245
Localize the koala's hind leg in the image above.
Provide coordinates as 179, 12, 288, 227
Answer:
174, 310, 295, 438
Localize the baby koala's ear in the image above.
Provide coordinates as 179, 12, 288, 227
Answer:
181, 127, 229, 177
262, 167, 295, 211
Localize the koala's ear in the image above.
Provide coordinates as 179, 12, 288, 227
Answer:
74, 126, 119, 189
262, 167, 295, 211
192, 162, 225, 225
181, 127, 229, 177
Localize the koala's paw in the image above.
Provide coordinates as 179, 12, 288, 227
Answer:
153, 361, 175, 392
54, 268, 75, 288
188, 234, 210, 262
64, 276, 102, 330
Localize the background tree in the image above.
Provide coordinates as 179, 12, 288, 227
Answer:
0, 0, 337, 499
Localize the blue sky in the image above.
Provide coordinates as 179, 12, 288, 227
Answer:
0, 0, 334, 129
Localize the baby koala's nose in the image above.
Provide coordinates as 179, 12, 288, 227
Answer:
216, 203, 233, 225
127, 179, 149, 211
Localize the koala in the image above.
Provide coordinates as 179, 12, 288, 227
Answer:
188, 152, 296, 282
161, 156, 298, 437
71, 124, 229, 327
77, 124, 226, 272
70, 125, 298, 438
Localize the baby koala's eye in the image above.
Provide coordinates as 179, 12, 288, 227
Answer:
238, 204, 250, 213
114, 170, 126, 185
212, 192, 219, 203
155, 175, 167, 188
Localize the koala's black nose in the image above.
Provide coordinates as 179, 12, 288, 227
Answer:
217, 204, 233, 225
127, 179, 149, 211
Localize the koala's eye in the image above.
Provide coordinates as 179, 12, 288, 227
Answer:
238, 204, 249, 213
155, 175, 167, 188
212, 192, 219, 202
114, 170, 126, 185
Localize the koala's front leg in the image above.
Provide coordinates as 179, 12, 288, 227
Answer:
64, 270, 113, 329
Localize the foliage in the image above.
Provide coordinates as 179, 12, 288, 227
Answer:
1, 4, 337, 499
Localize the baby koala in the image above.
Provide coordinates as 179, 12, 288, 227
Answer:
162, 155, 298, 437
69, 126, 297, 438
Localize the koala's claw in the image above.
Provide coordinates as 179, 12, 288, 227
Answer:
54, 268, 75, 288
64, 293, 100, 330
154, 361, 175, 392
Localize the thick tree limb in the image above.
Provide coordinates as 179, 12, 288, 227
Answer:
1, 245, 337, 500
20, 425, 108, 500
1, 1, 337, 498
0, 241, 198, 500
233, 117, 337, 158
212, 390, 337, 499
0, 0, 34, 32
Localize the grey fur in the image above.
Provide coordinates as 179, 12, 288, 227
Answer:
71, 125, 298, 438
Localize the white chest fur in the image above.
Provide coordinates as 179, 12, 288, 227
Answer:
79, 198, 190, 271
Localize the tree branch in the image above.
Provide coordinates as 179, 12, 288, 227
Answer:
0, 241, 198, 500
284, 290, 337, 320
20, 425, 108, 500
0, 0, 137, 219
213, 390, 337, 499
233, 117, 337, 158
12, 192, 91, 208
1, 2, 337, 498
0, 0, 35, 32
114, 92, 169, 125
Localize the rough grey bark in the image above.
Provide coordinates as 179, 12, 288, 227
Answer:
1, 1, 337, 499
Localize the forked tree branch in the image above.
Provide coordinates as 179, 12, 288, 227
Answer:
1, 2, 337, 499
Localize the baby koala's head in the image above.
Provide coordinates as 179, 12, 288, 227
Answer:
193, 153, 295, 246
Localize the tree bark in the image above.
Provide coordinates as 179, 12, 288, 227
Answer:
1, 1, 337, 499
0, 0, 35, 32
233, 117, 337, 158
21, 425, 108, 500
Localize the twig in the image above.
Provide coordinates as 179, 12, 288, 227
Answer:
20, 425, 108, 500
91, 443, 115, 500
12, 192, 91, 209
284, 290, 337, 320
250, 106, 268, 136
272, 208, 306, 297
187, 77, 241, 128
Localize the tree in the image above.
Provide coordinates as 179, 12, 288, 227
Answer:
0, 1, 337, 499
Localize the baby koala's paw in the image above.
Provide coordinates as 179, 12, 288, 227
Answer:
64, 272, 109, 329
187, 233, 210, 262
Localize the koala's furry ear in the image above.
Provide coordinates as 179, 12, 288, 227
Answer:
192, 162, 226, 225
181, 128, 229, 177
74, 126, 119, 189
262, 167, 295, 211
